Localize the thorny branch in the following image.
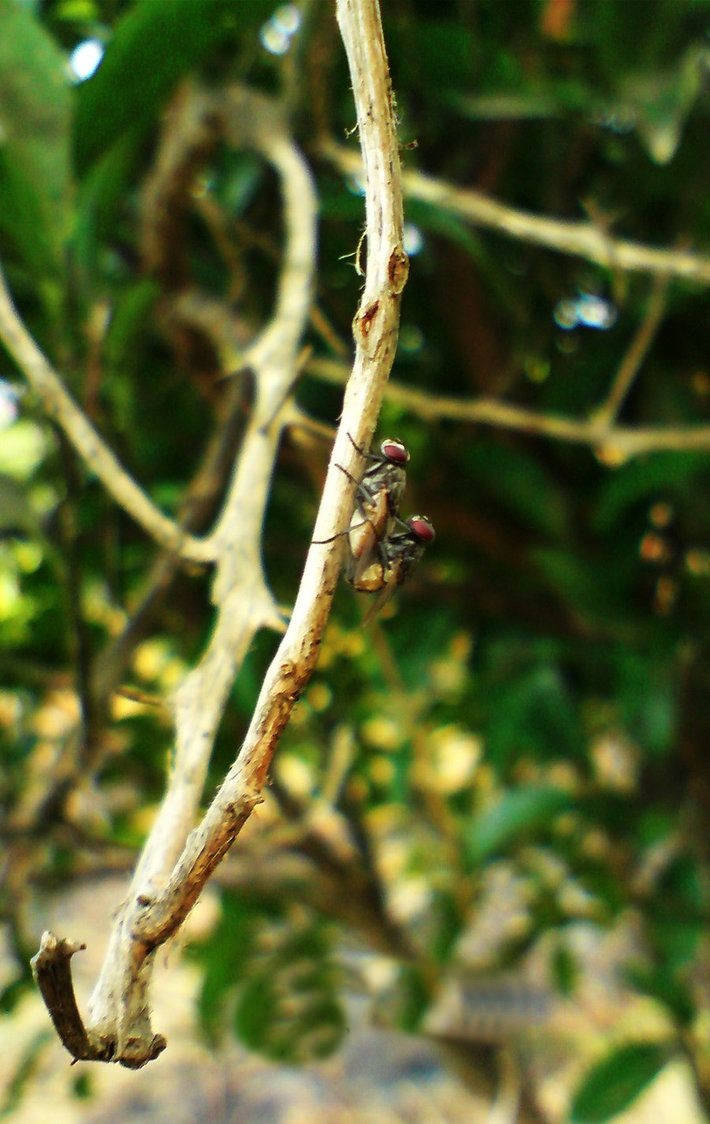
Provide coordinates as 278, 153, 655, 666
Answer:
32, 0, 408, 1069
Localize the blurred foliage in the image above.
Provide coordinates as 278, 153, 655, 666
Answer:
0, 0, 708, 1119
569, 1041, 673, 1123
190, 893, 345, 1063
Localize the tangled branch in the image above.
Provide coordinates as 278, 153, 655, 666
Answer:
32, 0, 408, 1068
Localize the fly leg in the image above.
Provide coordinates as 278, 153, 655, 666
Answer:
311, 461, 373, 545
312, 516, 370, 546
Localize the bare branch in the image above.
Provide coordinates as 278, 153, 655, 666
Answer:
323, 141, 710, 285
592, 271, 670, 429
31, 934, 101, 1061
49, 0, 408, 1066
307, 356, 710, 458
30, 933, 163, 1067
146, 0, 405, 951
0, 267, 214, 564
65, 92, 313, 1062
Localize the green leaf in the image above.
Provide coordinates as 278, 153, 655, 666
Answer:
624, 964, 695, 1028
73, 0, 237, 174
551, 942, 578, 996
0, 0, 71, 279
71, 1071, 93, 1101
0, 974, 33, 1015
446, 76, 594, 120
388, 18, 478, 90
0, 474, 40, 537
390, 607, 459, 691
570, 1042, 670, 1122
465, 785, 572, 867
55, 0, 98, 18
192, 896, 345, 1062
191, 892, 268, 1043
618, 46, 709, 165
406, 200, 524, 319
615, 654, 677, 757
0, 151, 60, 283
217, 152, 263, 216
71, 127, 145, 285
234, 923, 345, 1063
648, 855, 705, 970
394, 963, 431, 1032
104, 278, 160, 377
0, 420, 49, 480
430, 890, 463, 964
407, 199, 487, 261
649, 918, 704, 973
0, 1030, 52, 1117
532, 546, 629, 621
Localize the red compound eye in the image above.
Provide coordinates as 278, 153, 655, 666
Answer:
380, 439, 409, 465
408, 515, 435, 542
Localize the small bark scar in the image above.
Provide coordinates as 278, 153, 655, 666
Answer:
387, 246, 409, 294
353, 299, 383, 354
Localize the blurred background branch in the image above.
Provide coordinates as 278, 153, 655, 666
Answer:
0, 266, 215, 563
323, 141, 710, 284
0, 0, 708, 1118
306, 353, 710, 457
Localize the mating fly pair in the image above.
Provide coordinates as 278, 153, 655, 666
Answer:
318, 435, 435, 617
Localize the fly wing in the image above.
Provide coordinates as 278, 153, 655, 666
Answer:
359, 556, 406, 623
349, 488, 390, 558
346, 488, 391, 587
358, 532, 427, 621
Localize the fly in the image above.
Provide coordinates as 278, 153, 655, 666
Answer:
348, 514, 435, 619
314, 435, 410, 555
354, 436, 409, 520
313, 437, 434, 618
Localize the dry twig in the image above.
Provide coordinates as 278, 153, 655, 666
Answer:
323, 141, 710, 285
33, 0, 408, 1068
307, 356, 710, 459
592, 271, 670, 429
0, 268, 214, 564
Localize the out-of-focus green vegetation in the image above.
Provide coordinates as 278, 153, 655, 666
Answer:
0, 0, 708, 1119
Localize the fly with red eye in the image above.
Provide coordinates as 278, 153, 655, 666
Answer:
346, 436, 410, 569
313, 436, 434, 617
313, 435, 410, 554
348, 513, 435, 599
355, 436, 410, 519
